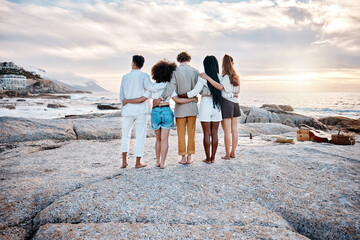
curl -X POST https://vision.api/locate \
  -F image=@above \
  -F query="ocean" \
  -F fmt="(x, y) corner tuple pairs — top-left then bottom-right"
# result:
(1, 91), (359, 120)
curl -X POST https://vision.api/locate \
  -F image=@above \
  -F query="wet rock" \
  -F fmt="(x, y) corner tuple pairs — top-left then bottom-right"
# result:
(246, 107), (280, 123)
(16, 99), (26, 102)
(47, 103), (67, 108)
(97, 104), (120, 110)
(319, 116), (360, 133)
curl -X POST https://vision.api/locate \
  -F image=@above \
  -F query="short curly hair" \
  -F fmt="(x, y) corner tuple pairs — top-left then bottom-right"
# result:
(176, 51), (191, 63)
(151, 60), (177, 83)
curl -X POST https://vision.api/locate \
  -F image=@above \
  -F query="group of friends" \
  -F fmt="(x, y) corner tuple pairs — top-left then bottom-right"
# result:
(120, 52), (240, 169)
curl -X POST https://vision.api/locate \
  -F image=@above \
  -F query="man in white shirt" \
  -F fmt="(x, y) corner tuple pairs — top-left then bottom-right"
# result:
(120, 55), (162, 169)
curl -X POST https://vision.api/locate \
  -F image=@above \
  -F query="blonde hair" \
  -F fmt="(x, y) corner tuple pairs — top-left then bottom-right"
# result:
(222, 54), (239, 86)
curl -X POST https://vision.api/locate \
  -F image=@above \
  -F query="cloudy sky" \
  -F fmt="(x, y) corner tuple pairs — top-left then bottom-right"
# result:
(1, 0), (359, 92)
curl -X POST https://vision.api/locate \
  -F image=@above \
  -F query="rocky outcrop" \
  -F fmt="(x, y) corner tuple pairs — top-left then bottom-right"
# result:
(0, 117), (295, 143)
(0, 116), (295, 143)
(267, 109), (328, 130)
(319, 116), (360, 133)
(246, 107), (280, 123)
(0, 117), (76, 143)
(279, 105), (294, 111)
(261, 104), (294, 112)
(261, 104), (282, 110)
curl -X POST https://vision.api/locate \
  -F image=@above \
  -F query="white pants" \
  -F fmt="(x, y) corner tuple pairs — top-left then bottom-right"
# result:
(121, 114), (147, 157)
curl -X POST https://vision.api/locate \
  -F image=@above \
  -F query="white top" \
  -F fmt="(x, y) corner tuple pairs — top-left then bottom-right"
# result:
(221, 74), (240, 103)
(143, 82), (176, 102)
(120, 69), (165, 117)
(187, 74), (233, 99)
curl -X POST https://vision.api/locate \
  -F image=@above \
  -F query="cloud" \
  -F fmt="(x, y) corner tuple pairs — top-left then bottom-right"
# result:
(0, 0), (359, 91)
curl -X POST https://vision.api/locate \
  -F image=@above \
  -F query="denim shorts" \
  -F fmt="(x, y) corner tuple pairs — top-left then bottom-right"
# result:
(151, 106), (174, 130)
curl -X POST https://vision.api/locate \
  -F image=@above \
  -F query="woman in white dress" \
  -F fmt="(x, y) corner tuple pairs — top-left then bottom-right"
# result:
(200, 54), (240, 159)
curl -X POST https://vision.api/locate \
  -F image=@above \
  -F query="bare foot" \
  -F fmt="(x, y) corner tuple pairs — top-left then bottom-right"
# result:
(121, 163), (128, 168)
(156, 160), (160, 167)
(211, 159), (215, 163)
(135, 163), (147, 169)
(202, 159), (212, 164)
(160, 164), (166, 169)
(179, 156), (187, 165)
(221, 155), (231, 160)
(186, 154), (192, 164)
(230, 155), (236, 158)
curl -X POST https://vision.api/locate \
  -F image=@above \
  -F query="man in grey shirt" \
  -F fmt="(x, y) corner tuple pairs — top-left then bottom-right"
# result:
(153, 52), (199, 164)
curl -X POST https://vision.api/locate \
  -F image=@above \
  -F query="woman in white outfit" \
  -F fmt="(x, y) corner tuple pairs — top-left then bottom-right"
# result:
(200, 54), (240, 159)
(178, 55), (232, 164)
(123, 60), (197, 168)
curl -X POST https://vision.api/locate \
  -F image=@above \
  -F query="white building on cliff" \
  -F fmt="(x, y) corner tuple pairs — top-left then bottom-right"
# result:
(0, 74), (27, 90)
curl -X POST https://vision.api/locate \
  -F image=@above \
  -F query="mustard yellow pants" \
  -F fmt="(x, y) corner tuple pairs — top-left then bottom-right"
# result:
(176, 116), (196, 156)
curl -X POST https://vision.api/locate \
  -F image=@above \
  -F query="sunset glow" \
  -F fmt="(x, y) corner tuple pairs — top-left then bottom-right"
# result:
(0, 0), (359, 92)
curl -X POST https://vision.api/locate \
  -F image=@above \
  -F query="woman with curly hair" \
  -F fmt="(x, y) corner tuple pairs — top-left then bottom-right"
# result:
(178, 55), (233, 164)
(200, 54), (240, 159)
(123, 60), (198, 169)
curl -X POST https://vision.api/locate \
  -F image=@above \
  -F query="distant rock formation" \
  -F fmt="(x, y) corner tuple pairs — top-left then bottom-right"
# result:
(261, 104), (294, 111)
(242, 106), (327, 130)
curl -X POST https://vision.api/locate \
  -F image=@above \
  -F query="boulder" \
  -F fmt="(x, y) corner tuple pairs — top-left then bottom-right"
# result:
(73, 118), (122, 140)
(47, 103), (67, 108)
(261, 104), (294, 112)
(260, 104), (282, 110)
(267, 109), (328, 130)
(319, 116), (360, 133)
(246, 107), (280, 124)
(279, 105), (294, 111)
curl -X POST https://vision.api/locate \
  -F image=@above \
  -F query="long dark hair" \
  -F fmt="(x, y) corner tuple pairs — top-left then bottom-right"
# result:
(203, 55), (222, 109)
(151, 60), (177, 83)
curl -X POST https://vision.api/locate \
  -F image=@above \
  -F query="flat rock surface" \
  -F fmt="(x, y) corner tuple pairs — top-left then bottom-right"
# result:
(1, 133), (359, 239)
(0, 116), (295, 143)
